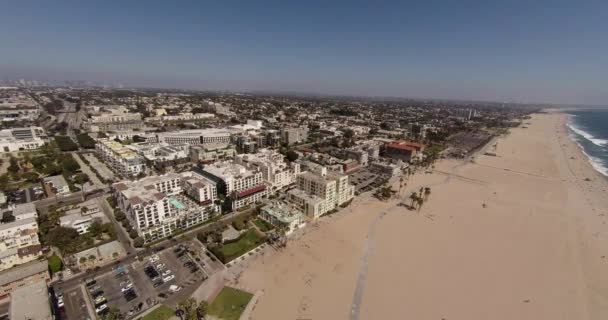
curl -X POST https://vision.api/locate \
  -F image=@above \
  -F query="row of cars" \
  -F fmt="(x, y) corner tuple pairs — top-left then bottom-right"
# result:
(85, 278), (109, 315)
(175, 245), (201, 274)
(86, 267), (140, 316)
(145, 254), (175, 287)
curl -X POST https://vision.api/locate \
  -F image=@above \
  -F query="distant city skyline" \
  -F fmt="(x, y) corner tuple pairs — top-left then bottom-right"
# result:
(1, 0), (607, 105)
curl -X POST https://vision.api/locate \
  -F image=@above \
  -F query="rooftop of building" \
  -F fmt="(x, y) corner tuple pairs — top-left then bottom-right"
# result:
(43, 174), (68, 187)
(202, 161), (258, 180)
(157, 128), (238, 137)
(261, 200), (303, 223)
(73, 240), (125, 262)
(59, 212), (93, 226)
(288, 188), (326, 205)
(0, 217), (37, 232)
(0, 260), (48, 286)
(9, 281), (52, 320)
(388, 140), (426, 151)
(113, 173), (182, 205)
(12, 203), (36, 217)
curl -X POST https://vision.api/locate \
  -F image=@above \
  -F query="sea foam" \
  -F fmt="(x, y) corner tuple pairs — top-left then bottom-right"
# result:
(567, 122), (608, 148)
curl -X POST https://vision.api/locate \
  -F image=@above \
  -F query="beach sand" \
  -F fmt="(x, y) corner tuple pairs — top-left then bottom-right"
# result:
(235, 112), (608, 320)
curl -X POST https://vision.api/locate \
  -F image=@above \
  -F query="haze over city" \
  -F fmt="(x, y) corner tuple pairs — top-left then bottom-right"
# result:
(2, 0), (608, 104)
(1, 1), (608, 320)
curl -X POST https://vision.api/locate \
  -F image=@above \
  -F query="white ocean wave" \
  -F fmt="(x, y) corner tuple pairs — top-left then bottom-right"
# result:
(566, 122), (608, 147)
(572, 139), (608, 177)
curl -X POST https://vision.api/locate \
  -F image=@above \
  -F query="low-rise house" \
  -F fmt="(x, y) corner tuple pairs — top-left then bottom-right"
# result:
(259, 200), (305, 234)
(73, 240), (126, 268)
(59, 213), (94, 234)
(43, 175), (70, 196)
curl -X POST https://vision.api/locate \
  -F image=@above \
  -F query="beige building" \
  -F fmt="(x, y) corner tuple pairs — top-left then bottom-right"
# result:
(0, 260), (50, 300)
(96, 139), (147, 177)
(287, 166), (354, 219)
(235, 149), (300, 192)
(0, 218), (42, 271)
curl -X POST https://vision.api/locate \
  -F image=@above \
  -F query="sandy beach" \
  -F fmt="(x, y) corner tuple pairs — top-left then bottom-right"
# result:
(234, 112), (608, 320)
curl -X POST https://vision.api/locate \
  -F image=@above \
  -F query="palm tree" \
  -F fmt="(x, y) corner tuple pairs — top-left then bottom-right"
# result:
(424, 187), (431, 200)
(197, 301), (208, 319)
(178, 298), (198, 319)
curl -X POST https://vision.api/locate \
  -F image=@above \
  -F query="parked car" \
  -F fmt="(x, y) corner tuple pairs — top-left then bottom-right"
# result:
(162, 274), (175, 282)
(161, 270), (172, 277)
(95, 304), (108, 314)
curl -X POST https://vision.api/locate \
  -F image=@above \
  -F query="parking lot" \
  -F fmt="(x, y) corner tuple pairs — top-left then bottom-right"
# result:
(6, 183), (45, 204)
(349, 169), (387, 193)
(74, 240), (220, 319)
(60, 285), (91, 320)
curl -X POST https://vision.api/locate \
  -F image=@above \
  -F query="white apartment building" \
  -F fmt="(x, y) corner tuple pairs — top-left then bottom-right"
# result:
(0, 104), (40, 122)
(198, 161), (267, 211)
(0, 127), (47, 153)
(59, 213), (93, 235)
(160, 113), (214, 122)
(281, 126), (309, 145)
(287, 166), (354, 219)
(113, 173), (218, 243)
(189, 144), (237, 163)
(235, 149), (300, 192)
(87, 105), (143, 131)
(0, 218), (42, 271)
(181, 169), (218, 205)
(96, 139), (146, 177)
(156, 128), (235, 146)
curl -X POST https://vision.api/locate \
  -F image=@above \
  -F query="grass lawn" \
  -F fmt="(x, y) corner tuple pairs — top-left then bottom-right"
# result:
(215, 229), (265, 263)
(208, 286), (253, 320)
(142, 305), (174, 320)
(253, 218), (274, 232)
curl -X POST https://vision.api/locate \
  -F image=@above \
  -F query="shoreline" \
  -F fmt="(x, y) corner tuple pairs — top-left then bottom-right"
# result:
(560, 111), (608, 179)
(233, 112), (608, 320)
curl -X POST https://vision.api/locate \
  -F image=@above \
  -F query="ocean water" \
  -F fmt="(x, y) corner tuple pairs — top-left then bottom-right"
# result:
(565, 108), (608, 177)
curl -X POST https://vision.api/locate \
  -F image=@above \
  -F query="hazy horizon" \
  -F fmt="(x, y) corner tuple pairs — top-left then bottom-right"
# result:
(2, 0), (607, 105)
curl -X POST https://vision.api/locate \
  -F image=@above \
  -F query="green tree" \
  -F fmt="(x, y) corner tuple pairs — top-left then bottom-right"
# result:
(128, 229), (138, 239)
(73, 173), (89, 185)
(7, 157), (19, 173)
(285, 150), (298, 162)
(133, 237), (144, 247)
(46, 227), (80, 254)
(88, 221), (103, 237)
(197, 300), (208, 319)
(178, 298), (198, 319)
(22, 171), (40, 183)
(48, 254), (63, 273)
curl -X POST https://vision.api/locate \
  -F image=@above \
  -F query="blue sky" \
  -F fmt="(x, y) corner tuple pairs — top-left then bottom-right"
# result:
(1, 0), (607, 104)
